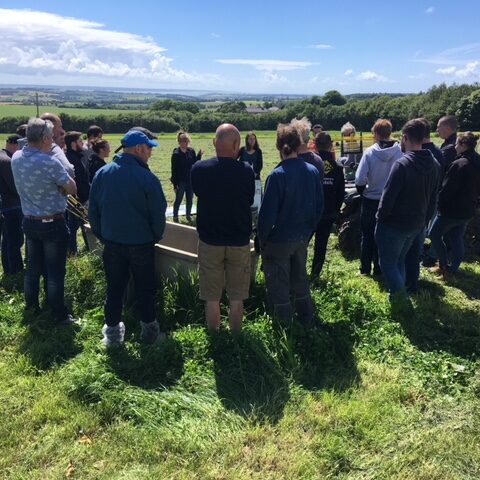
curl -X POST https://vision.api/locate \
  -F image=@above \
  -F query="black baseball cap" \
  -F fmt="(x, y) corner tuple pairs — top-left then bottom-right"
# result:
(115, 127), (158, 153)
(6, 134), (21, 144)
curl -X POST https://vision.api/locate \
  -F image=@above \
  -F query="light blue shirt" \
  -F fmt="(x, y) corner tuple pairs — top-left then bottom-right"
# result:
(11, 146), (70, 216)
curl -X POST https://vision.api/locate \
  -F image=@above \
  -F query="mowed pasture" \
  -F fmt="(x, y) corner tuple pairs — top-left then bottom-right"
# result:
(0, 104), (145, 118)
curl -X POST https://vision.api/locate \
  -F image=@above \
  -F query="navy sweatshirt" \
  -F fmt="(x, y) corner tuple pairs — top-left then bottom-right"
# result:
(171, 147), (201, 187)
(258, 157), (324, 243)
(438, 149), (480, 219)
(377, 150), (440, 232)
(441, 133), (457, 169)
(191, 156), (255, 246)
(423, 141), (446, 176)
(66, 149), (90, 203)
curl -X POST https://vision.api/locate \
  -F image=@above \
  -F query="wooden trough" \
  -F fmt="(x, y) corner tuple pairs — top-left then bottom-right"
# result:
(82, 221), (259, 284)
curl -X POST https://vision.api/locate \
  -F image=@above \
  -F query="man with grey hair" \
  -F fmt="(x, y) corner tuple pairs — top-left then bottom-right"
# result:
(191, 123), (255, 333)
(291, 117), (325, 177)
(12, 118), (77, 325)
(40, 113), (75, 178)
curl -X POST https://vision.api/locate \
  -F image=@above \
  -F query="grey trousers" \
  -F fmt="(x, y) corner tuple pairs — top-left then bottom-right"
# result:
(262, 240), (314, 325)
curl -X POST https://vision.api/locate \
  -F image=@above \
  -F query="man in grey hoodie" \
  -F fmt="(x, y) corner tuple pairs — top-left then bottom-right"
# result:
(355, 119), (403, 275)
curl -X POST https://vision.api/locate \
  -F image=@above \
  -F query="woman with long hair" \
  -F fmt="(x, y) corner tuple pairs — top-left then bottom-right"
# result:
(88, 139), (110, 182)
(237, 131), (263, 179)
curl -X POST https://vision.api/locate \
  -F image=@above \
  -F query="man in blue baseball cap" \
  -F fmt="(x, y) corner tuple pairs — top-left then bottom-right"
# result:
(89, 129), (167, 347)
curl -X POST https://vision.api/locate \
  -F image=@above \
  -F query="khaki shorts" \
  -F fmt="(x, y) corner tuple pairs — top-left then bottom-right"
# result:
(198, 240), (251, 301)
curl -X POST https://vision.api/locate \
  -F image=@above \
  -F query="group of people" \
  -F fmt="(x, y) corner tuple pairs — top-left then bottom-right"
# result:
(1, 111), (479, 345)
(355, 115), (480, 297)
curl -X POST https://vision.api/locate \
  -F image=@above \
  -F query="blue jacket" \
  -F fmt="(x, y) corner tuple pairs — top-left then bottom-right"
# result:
(258, 157), (324, 243)
(88, 153), (167, 245)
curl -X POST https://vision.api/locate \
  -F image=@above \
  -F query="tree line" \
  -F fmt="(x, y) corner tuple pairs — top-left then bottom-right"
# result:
(1, 83), (479, 134)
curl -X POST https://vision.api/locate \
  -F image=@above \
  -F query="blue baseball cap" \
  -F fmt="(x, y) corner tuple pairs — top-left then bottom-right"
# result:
(121, 130), (159, 148)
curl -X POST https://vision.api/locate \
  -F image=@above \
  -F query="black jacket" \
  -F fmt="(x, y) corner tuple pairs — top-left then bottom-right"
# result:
(441, 133), (457, 169)
(423, 141), (445, 176)
(0, 149), (21, 210)
(238, 147), (263, 178)
(171, 147), (201, 187)
(318, 150), (345, 219)
(88, 153), (106, 183)
(377, 150), (440, 232)
(438, 149), (480, 219)
(66, 149), (90, 203)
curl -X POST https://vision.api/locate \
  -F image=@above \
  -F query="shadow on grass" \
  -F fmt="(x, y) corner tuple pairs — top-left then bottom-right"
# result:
(18, 310), (81, 371)
(105, 336), (184, 390)
(444, 267), (480, 300)
(210, 330), (290, 423)
(393, 283), (480, 359)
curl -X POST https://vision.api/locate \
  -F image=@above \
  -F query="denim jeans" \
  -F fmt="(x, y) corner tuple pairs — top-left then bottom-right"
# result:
(375, 223), (421, 295)
(311, 217), (335, 277)
(102, 242), (157, 327)
(405, 227), (426, 292)
(173, 181), (193, 217)
(262, 241), (314, 325)
(360, 197), (380, 274)
(22, 218), (69, 320)
(429, 215), (469, 272)
(1, 208), (24, 274)
(66, 210), (84, 255)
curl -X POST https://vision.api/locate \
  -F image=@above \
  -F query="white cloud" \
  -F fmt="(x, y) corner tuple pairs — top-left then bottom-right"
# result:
(408, 73), (425, 79)
(436, 61), (480, 78)
(356, 70), (389, 82)
(425, 6), (435, 14)
(309, 44), (333, 50)
(211, 32), (221, 38)
(216, 59), (313, 71)
(0, 8), (216, 85)
(344, 69), (353, 76)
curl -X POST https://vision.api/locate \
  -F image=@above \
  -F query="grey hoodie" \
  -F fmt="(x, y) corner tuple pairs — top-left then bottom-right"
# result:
(355, 142), (403, 200)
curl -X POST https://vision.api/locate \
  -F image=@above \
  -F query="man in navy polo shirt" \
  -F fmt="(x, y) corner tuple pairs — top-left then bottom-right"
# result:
(12, 118), (77, 324)
(191, 124), (255, 333)
(89, 130), (167, 347)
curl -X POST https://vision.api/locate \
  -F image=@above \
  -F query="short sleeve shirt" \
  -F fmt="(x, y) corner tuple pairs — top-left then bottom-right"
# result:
(11, 146), (70, 216)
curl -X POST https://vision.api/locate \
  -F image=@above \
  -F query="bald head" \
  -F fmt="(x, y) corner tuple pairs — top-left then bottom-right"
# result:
(41, 112), (65, 148)
(214, 123), (241, 158)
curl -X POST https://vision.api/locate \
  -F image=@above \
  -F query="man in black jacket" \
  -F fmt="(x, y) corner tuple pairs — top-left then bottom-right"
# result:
(436, 115), (457, 169)
(375, 119), (440, 298)
(65, 131), (90, 255)
(0, 134), (24, 274)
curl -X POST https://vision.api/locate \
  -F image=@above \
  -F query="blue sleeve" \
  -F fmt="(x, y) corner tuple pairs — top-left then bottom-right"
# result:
(258, 172), (281, 243)
(147, 175), (167, 242)
(88, 176), (102, 239)
(47, 156), (70, 186)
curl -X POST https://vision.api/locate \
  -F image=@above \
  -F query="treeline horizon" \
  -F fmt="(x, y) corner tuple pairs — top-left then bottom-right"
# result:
(1, 83), (479, 134)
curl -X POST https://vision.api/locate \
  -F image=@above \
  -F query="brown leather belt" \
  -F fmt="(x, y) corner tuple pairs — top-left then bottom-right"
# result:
(24, 213), (65, 221)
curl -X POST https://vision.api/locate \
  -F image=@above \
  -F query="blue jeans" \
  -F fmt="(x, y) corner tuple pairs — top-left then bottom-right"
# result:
(102, 242), (157, 327)
(1, 208), (24, 274)
(405, 227), (426, 292)
(23, 218), (69, 320)
(429, 215), (469, 272)
(360, 198), (380, 274)
(173, 181), (193, 217)
(375, 223), (421, 295)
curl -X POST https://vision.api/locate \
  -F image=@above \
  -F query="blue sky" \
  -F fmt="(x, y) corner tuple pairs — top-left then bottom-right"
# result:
(0, 1), (479, 95)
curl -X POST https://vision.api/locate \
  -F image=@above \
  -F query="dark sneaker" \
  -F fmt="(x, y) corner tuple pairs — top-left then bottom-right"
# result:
(57, 314), (80, 327)
(140, 320), (166, 345)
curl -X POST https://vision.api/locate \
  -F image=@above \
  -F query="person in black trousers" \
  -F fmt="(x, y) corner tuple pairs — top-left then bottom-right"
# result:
(171, 131), (203, 221)
(311, 132), (345, 277)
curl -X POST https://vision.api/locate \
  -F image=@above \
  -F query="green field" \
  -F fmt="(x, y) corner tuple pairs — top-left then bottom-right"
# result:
(0, 104), (145, 118)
